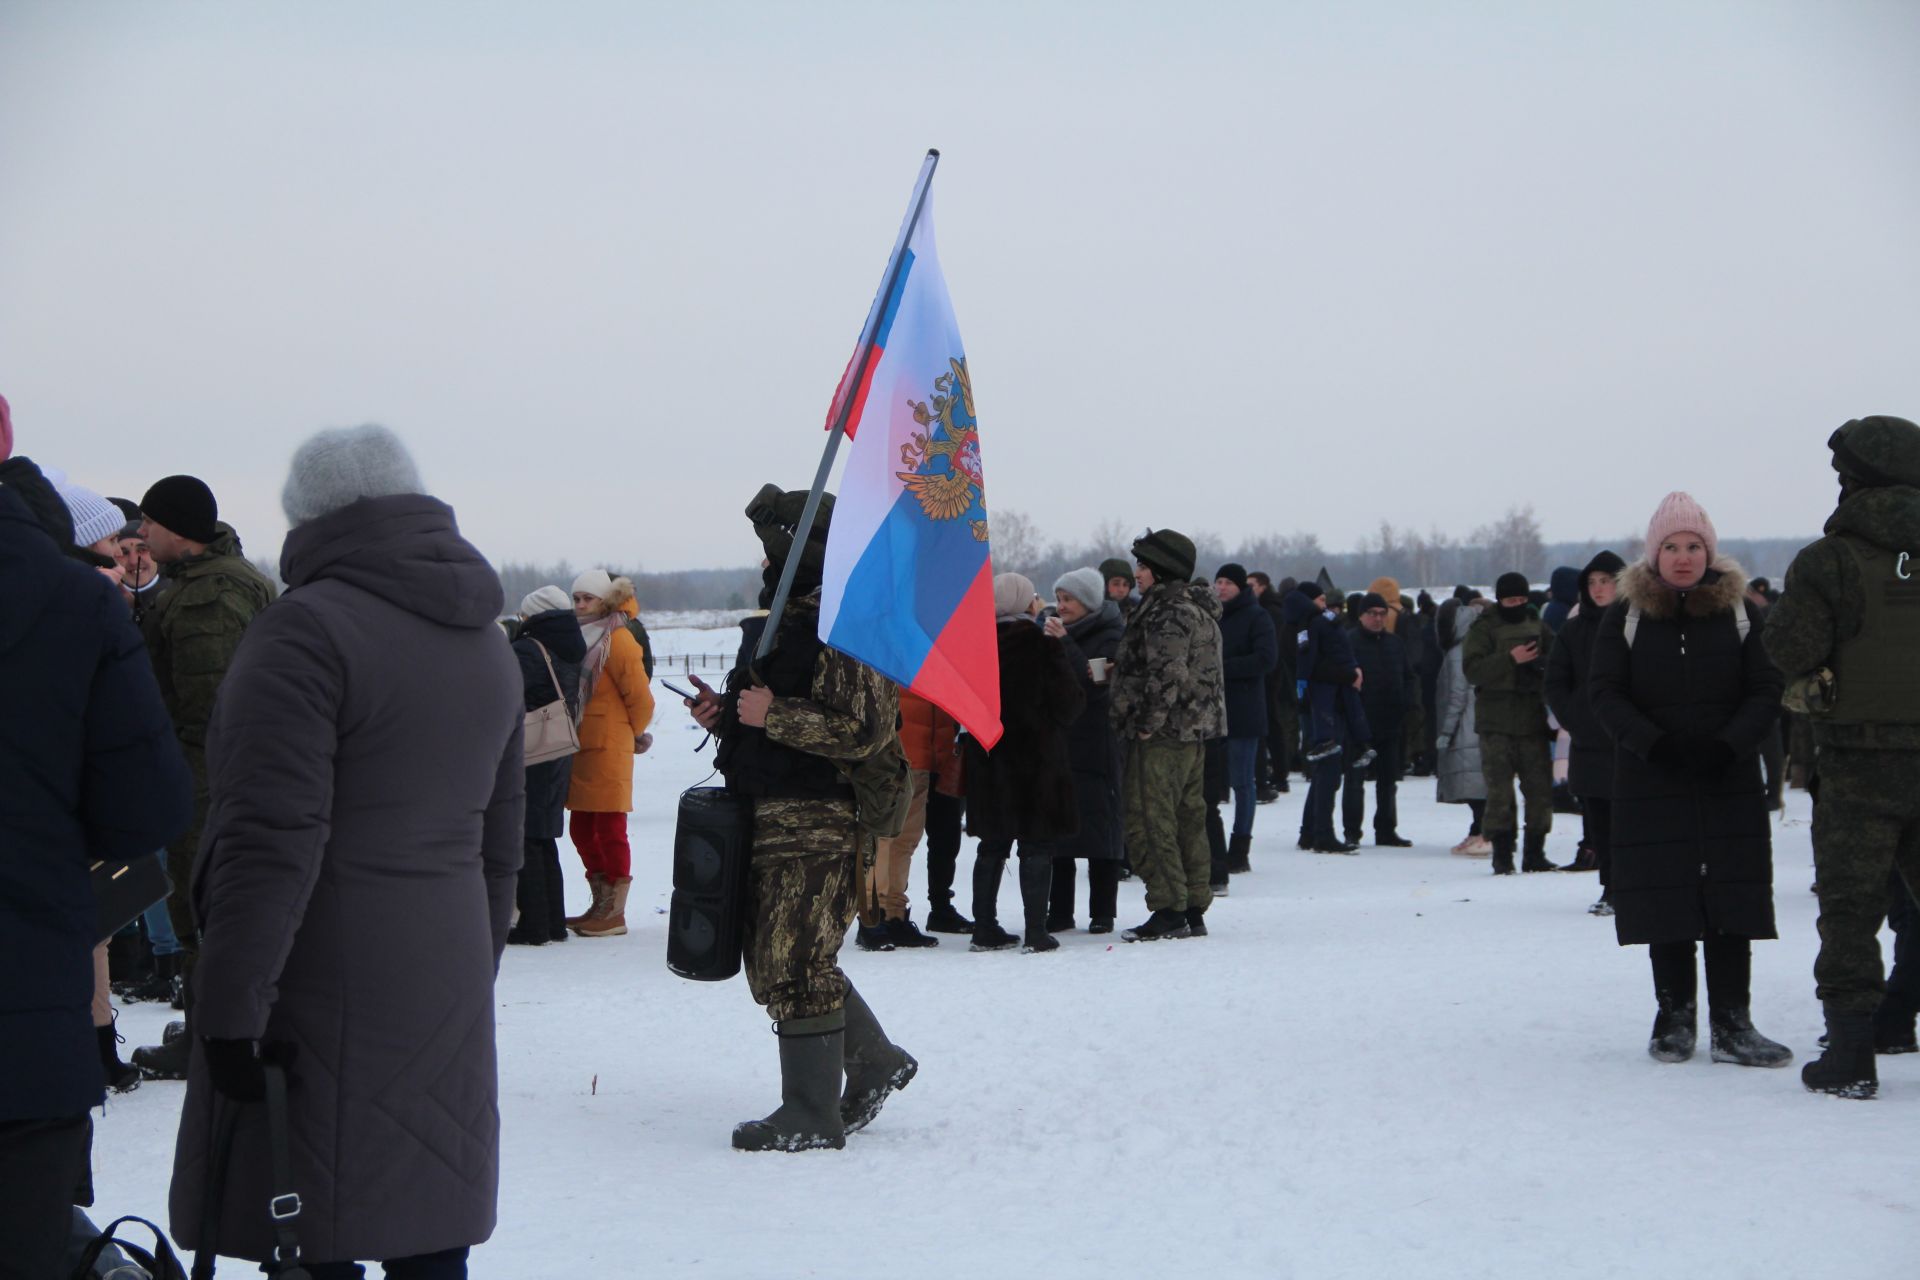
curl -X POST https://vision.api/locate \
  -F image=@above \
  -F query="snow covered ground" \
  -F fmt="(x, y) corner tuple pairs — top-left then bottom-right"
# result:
(96, 681), (1914, 1278)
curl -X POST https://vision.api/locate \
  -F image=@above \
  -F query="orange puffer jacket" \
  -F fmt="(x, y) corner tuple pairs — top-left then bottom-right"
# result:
(566, 600), (655, 813)
(898, 689), (960, 793)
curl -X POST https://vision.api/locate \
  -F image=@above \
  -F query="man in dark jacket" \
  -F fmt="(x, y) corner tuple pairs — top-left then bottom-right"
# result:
(1765, 415), (1920, 1098)
(130, 473), (278, 1078)
(1110, 529), (1228, 940)
(1248, 571), (1294, 799)
(1544, 551), (1626, 900)
(1284, 584), (1361, 853)
(1462, 571), (1557, 873)
(0, 481), (191, 1277)
(1214, 563), (1278, 873)
(1344, 593), (1419, 847)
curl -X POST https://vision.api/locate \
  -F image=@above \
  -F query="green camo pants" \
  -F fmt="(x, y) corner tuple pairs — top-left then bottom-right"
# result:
(1812, 748), (1920, 1014)
(742, 797), (860, 1023)
(1478, 730), (1553, 837)
(1124, 738), (1212, 914)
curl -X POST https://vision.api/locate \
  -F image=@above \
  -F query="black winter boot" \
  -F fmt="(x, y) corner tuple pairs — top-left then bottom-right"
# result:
(924, 902), (973, 934)
(1709, 1008), (1793, 1068)
(1018, 858), (1058, 953)
(1649, 998), (1697, 1063)
(884, 913), (940, 948)
(133, 1013), (192, 1080)
(1185, 907), (1208, 937)
(840, 983), (917, 1134)
(1121, 909), (1192, 942)
(1489, 833), (1517, 875)
(1873, 1001), (1919, 1055)
(1520, 831), (1558, 872)
(1802, 1010), (1878, 1099)
(1228, 833), (1252, 875)
(969, 853), (1012, 950)
(733, 1014), (848, 1151)
(97, 1022), (140, 1094)
(118, 952), (181, 1003)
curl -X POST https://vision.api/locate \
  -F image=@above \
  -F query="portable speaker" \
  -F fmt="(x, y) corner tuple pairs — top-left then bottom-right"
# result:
(666, 786), (754, 981)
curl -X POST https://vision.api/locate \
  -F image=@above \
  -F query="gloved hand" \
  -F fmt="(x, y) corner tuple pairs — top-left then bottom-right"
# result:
(1647, 735), (1687, 770)
(202, 1038), (295, 1102)
(1685, 737), (1736, 776)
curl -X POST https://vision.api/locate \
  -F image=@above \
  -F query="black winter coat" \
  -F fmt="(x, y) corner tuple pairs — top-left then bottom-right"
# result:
(513, 607), (586, 839)
(964, 621), (1086, 844)
(1054, 602), (1125, 860)
(1351, 626), (1417, 733)
(1544, 609), (1614, 798)
(0, 488), (191, 1123)
(1588, 561), (1782, 946)
(1218, 589), (1279, 738)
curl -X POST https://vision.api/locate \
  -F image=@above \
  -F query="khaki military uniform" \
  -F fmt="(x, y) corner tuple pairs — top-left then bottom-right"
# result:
(1459, 605), (1554, 838)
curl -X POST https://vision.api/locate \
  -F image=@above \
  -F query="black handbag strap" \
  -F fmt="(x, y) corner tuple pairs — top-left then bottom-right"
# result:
(191, 1100), (239, 1280)
(262, 1062), (310, 1278)
(530, 638), (568, 711)
(74, 1214), (186, 1280)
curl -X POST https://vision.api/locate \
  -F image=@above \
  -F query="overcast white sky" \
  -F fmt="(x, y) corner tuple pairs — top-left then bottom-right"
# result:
(4, 1), (1917, 571)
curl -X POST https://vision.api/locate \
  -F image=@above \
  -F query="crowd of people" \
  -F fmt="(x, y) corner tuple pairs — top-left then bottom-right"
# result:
(8, 395), (1920, 1278)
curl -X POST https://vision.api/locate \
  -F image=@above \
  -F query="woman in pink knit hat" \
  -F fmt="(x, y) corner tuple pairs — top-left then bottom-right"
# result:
(1587, 492), (1792, 1069)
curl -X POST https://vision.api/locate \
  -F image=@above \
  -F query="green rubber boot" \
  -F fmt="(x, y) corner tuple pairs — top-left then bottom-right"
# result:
(733, 1012), (848, 1152)
(841, 983), (917, 1134)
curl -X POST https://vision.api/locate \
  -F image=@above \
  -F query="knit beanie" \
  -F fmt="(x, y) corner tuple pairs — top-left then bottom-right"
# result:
(1360, 591), (1388, 613)
(571, 569), (615, 601)
(282, 425), (424, 526)
(56, 480), (124, 549)
(520, 585), (572, 617)
(1098, 557), (1134, 587)
(0, 392), (11, 462)
(140, 475), (219, 544)
(108, 497), (144, 538)
(1214, 562), (1249, 591)
(1131, 528), (1196, 583)
(1494, 571), (1531, 601)
(993, 572), (1038, 619)
(1054, 567), (1105, 613)
(1643, 491), (1717, 566)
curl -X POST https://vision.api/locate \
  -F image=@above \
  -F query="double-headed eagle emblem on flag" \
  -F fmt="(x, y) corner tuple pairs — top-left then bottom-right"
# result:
(897, 357), (988, 541)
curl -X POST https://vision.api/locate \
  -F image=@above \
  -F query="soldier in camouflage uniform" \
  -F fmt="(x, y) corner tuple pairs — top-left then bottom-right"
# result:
(688, 485), (917, 1151)
(127, 475), (277, 1079)
(1763, 415), (1920, 1099)
(1460, 571), (1557, 874)
(1109, 528), (1228, 941)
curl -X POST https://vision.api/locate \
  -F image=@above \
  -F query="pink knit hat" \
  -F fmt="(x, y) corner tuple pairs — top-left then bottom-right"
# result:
(1644, 491), (1717, 565)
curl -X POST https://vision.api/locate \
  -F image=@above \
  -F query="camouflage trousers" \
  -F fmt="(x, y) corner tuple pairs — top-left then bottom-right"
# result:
(742, 797), (861, 1023)
(1124, 739), (1212, 914)
(1812, 748), (1920, 1015)
(1478, 731), (1554, 837)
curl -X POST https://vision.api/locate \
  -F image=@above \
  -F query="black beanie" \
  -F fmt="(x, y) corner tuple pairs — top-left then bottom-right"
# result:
(1214, 562), (1248, 591)
(1294, 581), (1324, 603)
(1360, 592), (1388, 612)
(1131, 528), (1197, 583)
(140, 475), (219, 543)
(107, 496), (144, 539)
(1099, 557), (1134, 586)
(1494, 571), (1531, 601)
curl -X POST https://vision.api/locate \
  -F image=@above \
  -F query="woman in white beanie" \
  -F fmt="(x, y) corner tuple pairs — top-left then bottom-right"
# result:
(507, 587), (586, 945)
(1041, 567), (1128, 932)
(563, 570), (656, 936)
(1589, 491), (1791, 1070)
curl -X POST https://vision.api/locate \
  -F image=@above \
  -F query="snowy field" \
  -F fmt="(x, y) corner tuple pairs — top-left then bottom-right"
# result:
(96, 642), (1914, 1278)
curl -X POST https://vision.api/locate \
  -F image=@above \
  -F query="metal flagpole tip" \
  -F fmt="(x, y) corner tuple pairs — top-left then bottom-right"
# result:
(926, 148), (940, 158)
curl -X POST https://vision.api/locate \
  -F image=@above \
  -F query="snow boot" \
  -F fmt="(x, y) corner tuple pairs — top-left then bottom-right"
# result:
(1489, 833), (1517, 876)
(1228, 833), (1252, 875)
(1017, 857), (1057, 953)
(118, 951), (181, 1004)
(1520, 831), (1558, 872)
(969, 922), (1019, 952)
(1121, 909), (1192, 942)
(1873, 1001), (1918, 1055)
(1564, 843), (1600, 873)
(1802, 1010), (1877, 1099)
(1589, 893), (1615, 916)
(1648, 998), (1697, 1064)
(732, 1013), (847, 1151)
(1310, 837), (1358, 855)
(884, 913), (940, 948)
(1256, 784), (1281, 805)
(573, 877), (630, 937)
(855, 922), (895, 952)
(924, 902), (974, 934)
(840, 983), (917, 1134)
(1184, 907), (1208, 937)
(132, 1020), (192, 1080)
(1708, 1008), (1793, 1068)
(564, 872), (610, 929)
(1088, 919), (1114, 935)
(97, 1022), (140, 1094)
(1374, 832), (1413, 848)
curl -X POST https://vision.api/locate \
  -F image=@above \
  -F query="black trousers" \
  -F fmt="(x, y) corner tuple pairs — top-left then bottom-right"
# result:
(1581, 796), (1613, 889)
(922, 789), (964, 909)
(1648, 934), (1751, 1013)
(1887, 868), (1919, 1014)
(0, 1112), (92, 1280)
(1342, 734), (1403, 840)
(1302, 756), (1342, 844)
(515, 836), (568, 940)
(306, 1246), (471, 1279)
(1049, 859), (1121, 927)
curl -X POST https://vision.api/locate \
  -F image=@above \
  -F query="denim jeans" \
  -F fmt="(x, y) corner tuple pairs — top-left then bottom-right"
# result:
(1226, 736), (1260, 837)
(142, 896), (182, 957)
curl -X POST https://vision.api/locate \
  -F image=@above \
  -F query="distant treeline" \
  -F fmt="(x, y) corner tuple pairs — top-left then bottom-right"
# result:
(496, 562), (764, 613)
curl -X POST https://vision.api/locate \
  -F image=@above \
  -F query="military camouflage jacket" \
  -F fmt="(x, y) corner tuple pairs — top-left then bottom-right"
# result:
(1765, 484), (1920, 749)
(141, 524), (278, 759)
(1460, 603), (1552, 738)
(758, 594), (900, 768)
(1109, 580), (1229, 742)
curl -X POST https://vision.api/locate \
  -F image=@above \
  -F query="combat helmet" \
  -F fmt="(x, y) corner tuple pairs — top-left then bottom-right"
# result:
(1829, 415), (1920, 490)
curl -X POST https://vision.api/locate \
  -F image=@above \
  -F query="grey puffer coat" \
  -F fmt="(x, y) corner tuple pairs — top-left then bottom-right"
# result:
(1434, 601), (1487, 804)
(170, 493), (525, 1265)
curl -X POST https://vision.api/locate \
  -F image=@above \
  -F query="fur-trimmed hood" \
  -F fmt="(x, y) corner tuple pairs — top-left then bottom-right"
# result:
(1617, 557), (1747, 620)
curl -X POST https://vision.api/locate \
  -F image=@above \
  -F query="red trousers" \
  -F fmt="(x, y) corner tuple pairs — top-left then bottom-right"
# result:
(569, 810), (631, 880)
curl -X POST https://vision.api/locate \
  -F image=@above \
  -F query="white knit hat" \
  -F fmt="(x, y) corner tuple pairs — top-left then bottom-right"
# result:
(56, 479), (124, 549)
(282, 424), (424, 526)
(570, 569), (614, 601)
(520, 585), (571, 617)
(1053, 567), (1105, 613)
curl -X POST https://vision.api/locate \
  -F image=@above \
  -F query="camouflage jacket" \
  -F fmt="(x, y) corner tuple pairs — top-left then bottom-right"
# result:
(1460, 603), (1553, 738)
(1109, 580), (1228, 742)
(1764, 485), (1920, 749)
(754, 593), (899, 769)
(141, 524), (278, 760)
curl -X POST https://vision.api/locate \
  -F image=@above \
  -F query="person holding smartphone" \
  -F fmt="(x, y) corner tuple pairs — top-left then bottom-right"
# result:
(1460, 571), (1558, 875)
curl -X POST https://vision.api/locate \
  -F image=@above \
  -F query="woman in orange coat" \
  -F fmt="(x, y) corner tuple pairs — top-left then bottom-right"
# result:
(564, 570), (655, 936)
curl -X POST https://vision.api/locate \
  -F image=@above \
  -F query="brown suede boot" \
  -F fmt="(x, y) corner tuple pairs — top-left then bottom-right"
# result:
(575, 877), (631, 937)
(565, 872), (609, 929)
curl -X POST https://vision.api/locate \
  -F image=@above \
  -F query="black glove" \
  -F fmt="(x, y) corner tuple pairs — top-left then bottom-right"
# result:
(1647, 735), (1687, 770)
(202, 1038), (295, 1102)
(1686, 737), (1736, 776)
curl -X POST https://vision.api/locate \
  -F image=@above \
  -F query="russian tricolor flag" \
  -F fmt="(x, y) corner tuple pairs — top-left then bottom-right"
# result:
(819, 154), (1002, 749)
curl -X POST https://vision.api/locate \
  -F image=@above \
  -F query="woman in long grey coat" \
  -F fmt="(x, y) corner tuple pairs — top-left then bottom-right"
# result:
(170, 428), (524, 1275)
(1434, 598), (1490, 855)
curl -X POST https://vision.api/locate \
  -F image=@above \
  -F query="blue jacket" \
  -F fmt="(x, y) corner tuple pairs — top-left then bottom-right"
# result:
(1542, 565), (1581, 635)
(1217, 589), (1278, 737)
(0, 485), (191, 1121)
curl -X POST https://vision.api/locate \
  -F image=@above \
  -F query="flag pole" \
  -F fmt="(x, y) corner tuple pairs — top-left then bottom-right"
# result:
(755, 148), (942, 664)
